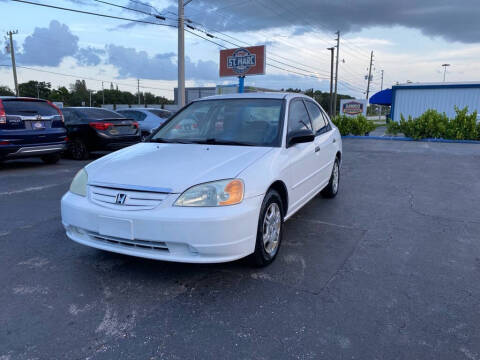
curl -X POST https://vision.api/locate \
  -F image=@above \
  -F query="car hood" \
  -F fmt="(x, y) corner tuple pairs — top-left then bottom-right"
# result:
(85, 142), (273, 193)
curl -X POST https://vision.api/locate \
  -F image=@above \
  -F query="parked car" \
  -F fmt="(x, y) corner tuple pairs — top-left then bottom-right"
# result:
(62, 107), (141, 160)
(61, 93), (342, 266)
(0, 96), (67, 164)
(117, 108), (172, 141)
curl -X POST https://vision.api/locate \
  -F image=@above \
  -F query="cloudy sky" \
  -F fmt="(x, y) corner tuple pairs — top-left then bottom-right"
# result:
(1, 0), (480, 100)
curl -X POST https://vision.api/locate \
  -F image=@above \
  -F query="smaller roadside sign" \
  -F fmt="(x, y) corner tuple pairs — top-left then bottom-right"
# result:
(220, 46), (266, 77)
(340, 99), (367, 117)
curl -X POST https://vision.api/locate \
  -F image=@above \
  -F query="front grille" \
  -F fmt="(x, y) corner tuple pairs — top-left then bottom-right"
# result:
(87, 231), (169, 252)
(89, 185), (167, 210)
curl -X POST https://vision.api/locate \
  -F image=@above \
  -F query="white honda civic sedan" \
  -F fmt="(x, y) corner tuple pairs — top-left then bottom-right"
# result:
(61, 93), (342, 266)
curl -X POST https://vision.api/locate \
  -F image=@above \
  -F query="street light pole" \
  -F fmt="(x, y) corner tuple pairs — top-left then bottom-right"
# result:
(442, 64), (450, 82)
(178, 0), (185, 108)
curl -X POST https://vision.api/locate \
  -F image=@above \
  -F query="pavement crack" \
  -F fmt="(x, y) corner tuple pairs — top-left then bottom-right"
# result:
(404, 188), (480, 225)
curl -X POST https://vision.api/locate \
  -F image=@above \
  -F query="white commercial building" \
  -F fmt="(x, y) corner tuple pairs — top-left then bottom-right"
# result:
(391, 82), (480, 121)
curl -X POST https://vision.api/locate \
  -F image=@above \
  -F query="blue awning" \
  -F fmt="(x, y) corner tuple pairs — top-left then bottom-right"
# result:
(369, 88), (392, 105)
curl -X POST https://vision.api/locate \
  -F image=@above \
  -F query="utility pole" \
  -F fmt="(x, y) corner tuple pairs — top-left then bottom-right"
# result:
(36, 83), (40, 99)
(7, 30), (19, 97)
(366, 51), (374, 100)
(137, 79), (141, 105)
(327, 47), (335, 117)
(442, 64), (450, 82)
(177, 0), (185, 108)
(102, 81), (105, 105)
(380, 70), (384, 91)
(89, 90), (92, 107)
(333, 31), (340, 117)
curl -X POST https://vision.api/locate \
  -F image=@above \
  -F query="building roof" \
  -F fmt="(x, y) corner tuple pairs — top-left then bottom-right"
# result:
(393, 81), (480, 90)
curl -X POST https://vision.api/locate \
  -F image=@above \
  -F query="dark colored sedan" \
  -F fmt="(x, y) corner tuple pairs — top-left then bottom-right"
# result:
(62, 107), (141, 160)
(0, 97), (67, 164)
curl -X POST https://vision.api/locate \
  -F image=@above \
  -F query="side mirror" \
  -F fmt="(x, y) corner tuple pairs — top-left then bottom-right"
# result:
(287, 129), (315, 148)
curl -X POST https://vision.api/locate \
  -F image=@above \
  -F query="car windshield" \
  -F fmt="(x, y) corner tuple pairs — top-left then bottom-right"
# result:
(151, 98), (284, 147)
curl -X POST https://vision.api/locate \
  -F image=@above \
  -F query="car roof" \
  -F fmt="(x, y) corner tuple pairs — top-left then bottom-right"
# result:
(196, 92), (312, 101)
(0, 96), (47, 101)
(64, 107), (115, 109)
(118, 108), (170, 112)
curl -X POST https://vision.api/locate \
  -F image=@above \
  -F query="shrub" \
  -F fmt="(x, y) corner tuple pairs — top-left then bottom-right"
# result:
(386, 107), (480, 141)
(332, 115), (376, 136)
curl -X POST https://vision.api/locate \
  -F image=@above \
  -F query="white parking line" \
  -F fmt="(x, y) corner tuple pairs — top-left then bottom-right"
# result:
(0, 183), (65, 196)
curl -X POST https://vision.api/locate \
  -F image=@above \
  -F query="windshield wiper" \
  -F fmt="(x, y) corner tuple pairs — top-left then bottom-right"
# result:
(198, 138), (255, 146)
(149, 138), (196, 144)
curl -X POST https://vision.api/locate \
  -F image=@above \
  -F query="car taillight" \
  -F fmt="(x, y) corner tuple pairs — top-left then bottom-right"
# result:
(47, 100), (64, 123)
(0, 140), (10, 145)
(0, 99), (6, 124)
(132, 121), (139, 128)
(89, 122), (113, 130)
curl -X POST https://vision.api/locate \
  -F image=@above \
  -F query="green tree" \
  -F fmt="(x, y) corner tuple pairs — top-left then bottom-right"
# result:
(69, 80), (90, 106)
(49, 86), (71, 104)
(0, 85), (15, 96)
(18, 81), (52, 99)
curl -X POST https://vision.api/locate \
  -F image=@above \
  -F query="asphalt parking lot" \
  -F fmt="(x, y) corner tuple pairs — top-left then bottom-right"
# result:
(1, 139), (480, 359)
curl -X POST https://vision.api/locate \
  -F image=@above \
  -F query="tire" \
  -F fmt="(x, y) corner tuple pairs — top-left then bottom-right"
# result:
(41, 153), (61, 164)
(70, 139), (89, 160)
(321, 157), (340, 198)
(251, 190), (284, 267)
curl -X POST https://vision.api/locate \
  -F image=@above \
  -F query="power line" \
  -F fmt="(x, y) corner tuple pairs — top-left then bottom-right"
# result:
(0, 64), (173, 92)
(10, 0), (176, 27)
(92, 0), (167, 20)
(10, 0), (363, 95)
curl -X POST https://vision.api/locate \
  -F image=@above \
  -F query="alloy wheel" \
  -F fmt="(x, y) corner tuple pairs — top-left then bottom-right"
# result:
(262, 202), (281, 255)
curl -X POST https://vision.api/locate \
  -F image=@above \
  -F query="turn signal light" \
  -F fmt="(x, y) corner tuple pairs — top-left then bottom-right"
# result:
(219, 179), (244, 206)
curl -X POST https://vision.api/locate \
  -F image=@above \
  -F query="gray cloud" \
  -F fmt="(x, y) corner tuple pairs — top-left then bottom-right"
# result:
(106, 44), (217, 80)
(153, 0), (480, 44)
(77, 47), (105, 66)
(17, 20), (79, 66)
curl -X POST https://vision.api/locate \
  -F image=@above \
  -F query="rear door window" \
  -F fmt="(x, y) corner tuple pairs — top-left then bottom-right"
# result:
(3, 100), (57, 116)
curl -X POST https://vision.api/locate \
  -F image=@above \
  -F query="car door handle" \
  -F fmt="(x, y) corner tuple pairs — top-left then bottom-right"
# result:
(315, 146), (320, 153)
(332, 138), (336, 143)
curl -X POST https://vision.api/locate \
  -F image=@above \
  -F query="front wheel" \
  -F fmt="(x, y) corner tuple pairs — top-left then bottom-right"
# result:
(251, 190), (284, 267)
(321, 158), (340, 198)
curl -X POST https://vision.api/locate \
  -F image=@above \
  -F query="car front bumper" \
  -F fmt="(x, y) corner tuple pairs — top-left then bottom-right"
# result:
(61, 191), (263, 263)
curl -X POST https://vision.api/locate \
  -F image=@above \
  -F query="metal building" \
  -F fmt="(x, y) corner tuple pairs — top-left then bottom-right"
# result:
(391, 82), (480, 121)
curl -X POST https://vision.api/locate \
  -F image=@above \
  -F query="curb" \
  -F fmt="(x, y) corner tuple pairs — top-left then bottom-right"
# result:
(342, 135), (480, 144)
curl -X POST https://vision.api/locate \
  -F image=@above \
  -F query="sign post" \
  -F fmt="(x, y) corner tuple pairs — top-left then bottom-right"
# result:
(220, 46), (266, 93)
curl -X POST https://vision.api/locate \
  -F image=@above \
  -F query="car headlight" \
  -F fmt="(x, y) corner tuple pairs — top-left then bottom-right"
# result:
(70, 168), (88, 197)
(174, 179), (244, 207)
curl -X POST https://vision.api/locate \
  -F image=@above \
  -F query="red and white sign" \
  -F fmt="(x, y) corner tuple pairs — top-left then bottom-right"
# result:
(219, 45), (266, 77)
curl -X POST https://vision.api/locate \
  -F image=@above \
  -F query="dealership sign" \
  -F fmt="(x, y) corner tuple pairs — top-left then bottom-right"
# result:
(340, 99), (368, 117)
(220, 45), (266, 77)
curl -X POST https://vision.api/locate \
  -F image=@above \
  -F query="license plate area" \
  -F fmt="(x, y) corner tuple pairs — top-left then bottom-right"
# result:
(32, 121), (45, 130)
(98, 216), (134, 240)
